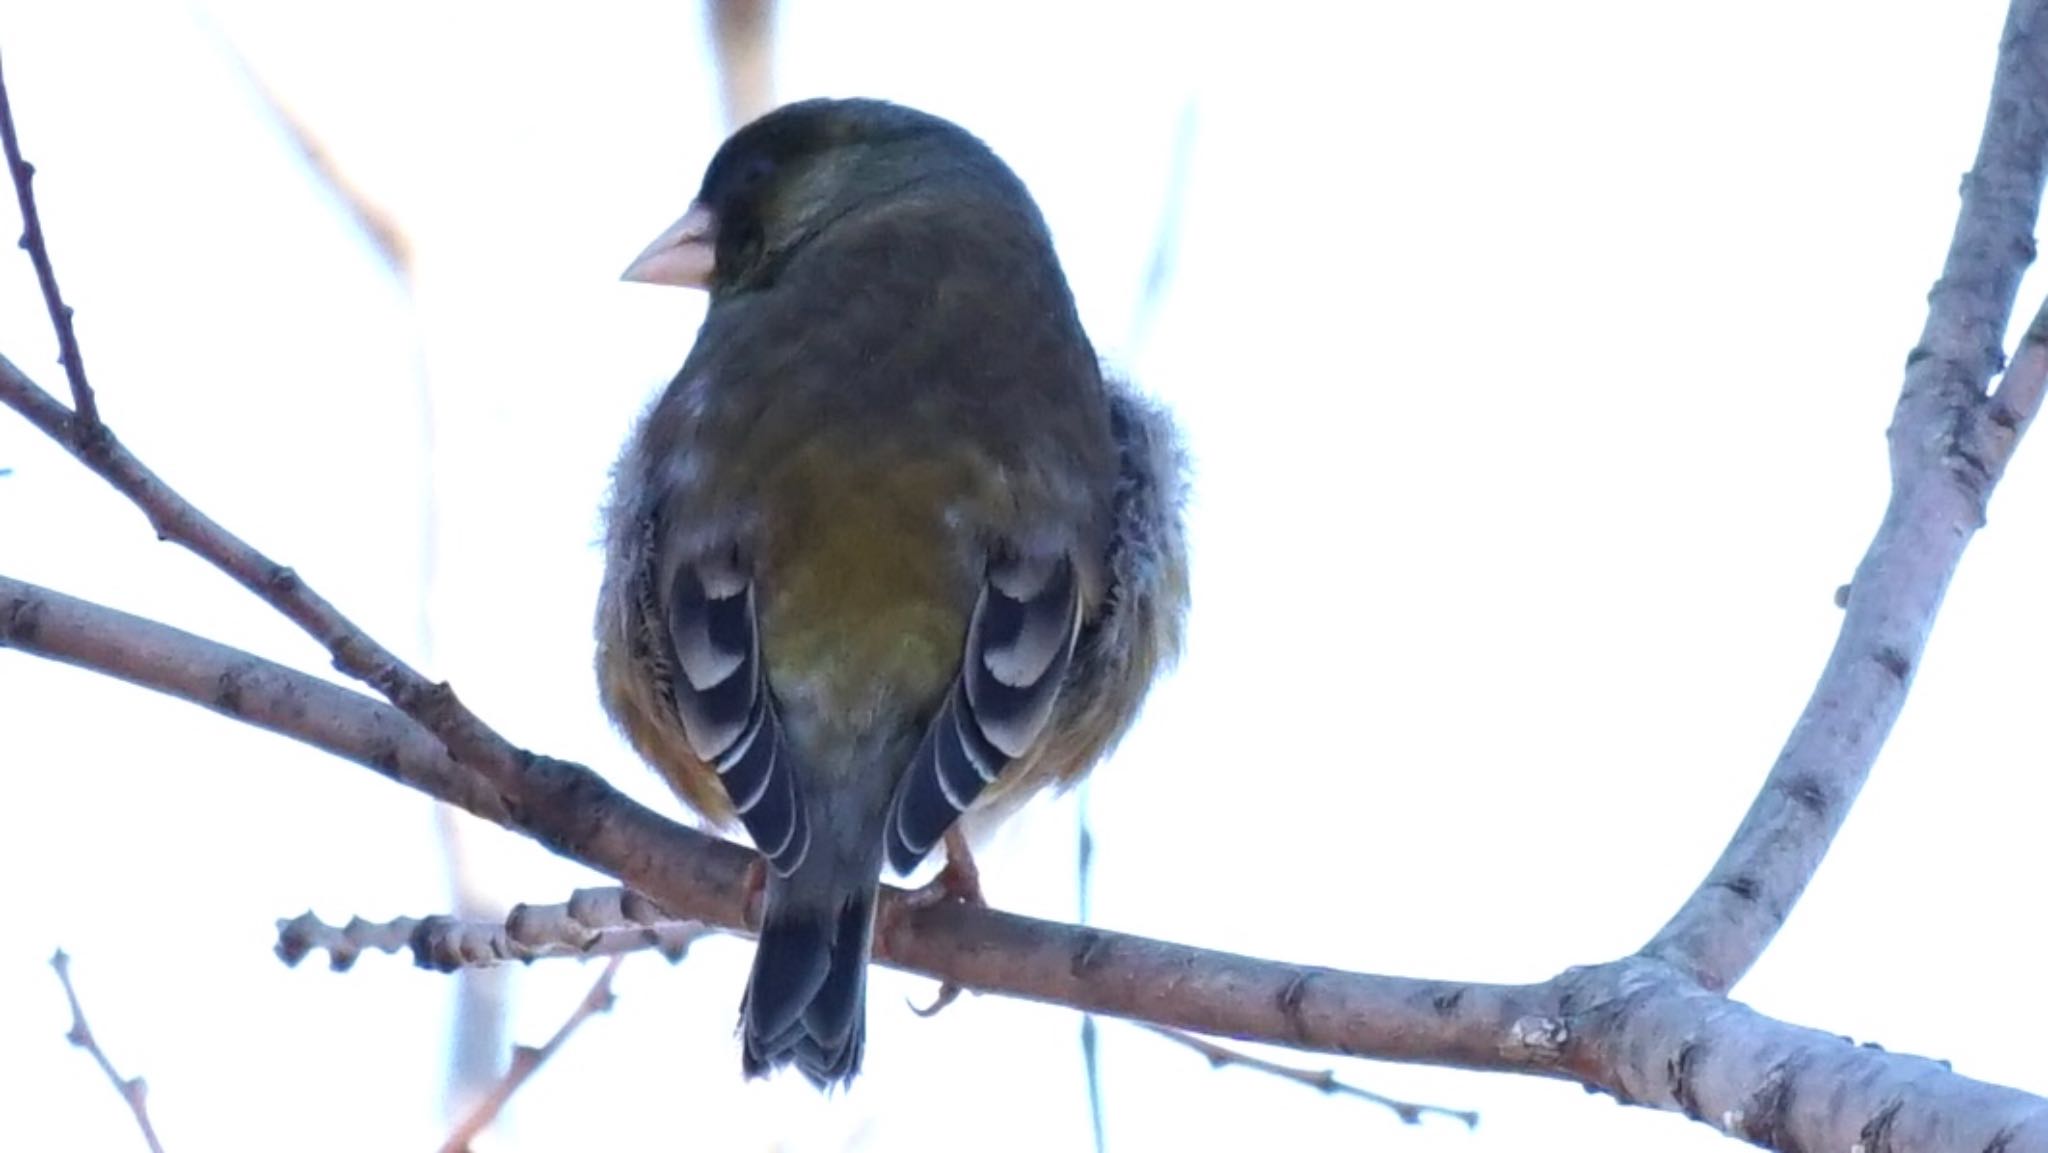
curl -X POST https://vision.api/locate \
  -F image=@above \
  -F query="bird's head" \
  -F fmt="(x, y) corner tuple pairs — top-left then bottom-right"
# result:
(622, 98), (1030, 295)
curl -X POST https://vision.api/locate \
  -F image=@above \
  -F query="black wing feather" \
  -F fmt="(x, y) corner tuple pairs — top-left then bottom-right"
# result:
(667, 553), (811, 876)
(885, 551), (1081, 874)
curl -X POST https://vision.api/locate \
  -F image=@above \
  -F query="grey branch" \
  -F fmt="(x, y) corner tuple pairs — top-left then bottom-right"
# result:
(1642, 0), (2048, 993)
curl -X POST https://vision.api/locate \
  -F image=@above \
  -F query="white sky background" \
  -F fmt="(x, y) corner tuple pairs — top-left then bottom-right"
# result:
(0, 1), (2040, 1149)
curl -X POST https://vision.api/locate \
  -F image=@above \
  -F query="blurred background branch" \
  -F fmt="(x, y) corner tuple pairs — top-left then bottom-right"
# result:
(707, 0), (777, 129)
(438, 956), (625, 1153)
(50, 950), (167, 1153)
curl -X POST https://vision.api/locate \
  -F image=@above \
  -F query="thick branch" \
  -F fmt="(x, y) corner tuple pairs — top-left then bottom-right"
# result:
(0, 352), (653, 886)
(1643, 0), (2048, 992)
(7, 573), (2047, 1147)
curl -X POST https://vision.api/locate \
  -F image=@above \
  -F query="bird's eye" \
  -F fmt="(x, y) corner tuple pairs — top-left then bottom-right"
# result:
(736, 155), (776, 191)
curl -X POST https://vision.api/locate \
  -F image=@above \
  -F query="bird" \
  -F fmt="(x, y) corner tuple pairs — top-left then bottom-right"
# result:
(594, 97), (1188, 1087)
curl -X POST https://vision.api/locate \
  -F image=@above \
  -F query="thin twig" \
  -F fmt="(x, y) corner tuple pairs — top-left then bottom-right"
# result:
(50, 951), (166, 1153)
(1134, 1022), (1478, 1129)
(0, 49), (96, 430)
(275, 890), (713, 971)
(437, 956), (625, 1153)
(0, 343), (526, 798)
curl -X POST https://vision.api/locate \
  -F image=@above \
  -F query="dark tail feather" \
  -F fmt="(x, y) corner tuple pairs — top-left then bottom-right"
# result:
(740, 878), (877, 1087)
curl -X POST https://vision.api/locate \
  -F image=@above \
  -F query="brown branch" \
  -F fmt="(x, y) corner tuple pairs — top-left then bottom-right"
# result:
(50, 950), (166, 1153)
(8, 573), (2048, 1147)
(1132, 1022), (1477, 1129)
(437, 956), (624, 1153)
(0, 350), (625, 894)
(0, 49), (97, 429)
(1642, 0), (2048, 993)
(275, 890), (713, 972)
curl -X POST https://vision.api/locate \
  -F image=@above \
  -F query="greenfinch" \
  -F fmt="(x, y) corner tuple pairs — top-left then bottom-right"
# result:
(596, 98), (1188, 1086)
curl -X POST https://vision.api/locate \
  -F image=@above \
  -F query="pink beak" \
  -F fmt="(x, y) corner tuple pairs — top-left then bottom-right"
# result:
(622, 202), (718, 289)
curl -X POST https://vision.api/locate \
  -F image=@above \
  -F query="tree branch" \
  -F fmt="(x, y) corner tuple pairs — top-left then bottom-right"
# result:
(7, 572), (2048, 1146)
(1642, 0), (2048, 994)
(0, 349), (659, 895)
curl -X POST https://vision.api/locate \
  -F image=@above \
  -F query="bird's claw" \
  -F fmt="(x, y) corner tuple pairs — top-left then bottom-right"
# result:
(902, 829), (984, 910)
(909, 982), (965, 1018)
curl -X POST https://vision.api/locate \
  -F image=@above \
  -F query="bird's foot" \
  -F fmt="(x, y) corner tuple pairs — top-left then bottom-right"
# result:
(901, 829), (983, 1017)
(902, 828), (984, 910)
(909, 982), (965, 1018)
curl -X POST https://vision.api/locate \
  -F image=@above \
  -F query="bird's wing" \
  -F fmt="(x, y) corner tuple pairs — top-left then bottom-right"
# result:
(666, 548), (811, 877)
(885, 550), (1083, 874)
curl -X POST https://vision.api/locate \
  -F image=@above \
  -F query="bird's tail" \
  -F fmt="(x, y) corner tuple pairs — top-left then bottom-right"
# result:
(740, 867), (878, 1087)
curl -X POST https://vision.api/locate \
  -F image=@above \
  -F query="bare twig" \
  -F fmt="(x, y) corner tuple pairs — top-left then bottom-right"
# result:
(437, 956), (624, 1153)
(0, 49), (96, 430)
(1134, 1022), (1478, 1129)
(50, 951), (166, 1153)
(275, 890), (713, 972)
(1643, 0), (2048, 993)
(0, 346), (537, 801)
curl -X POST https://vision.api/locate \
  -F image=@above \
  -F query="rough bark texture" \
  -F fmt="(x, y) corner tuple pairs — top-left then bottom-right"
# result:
(1643, 0), (2048, 993)
(9, 573), (2048, 1147)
